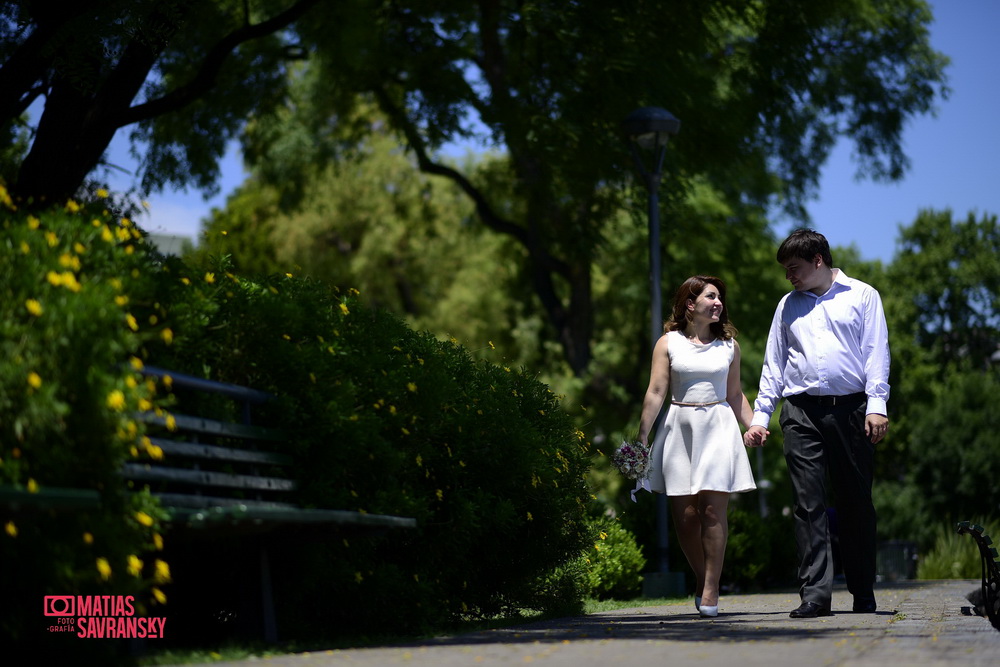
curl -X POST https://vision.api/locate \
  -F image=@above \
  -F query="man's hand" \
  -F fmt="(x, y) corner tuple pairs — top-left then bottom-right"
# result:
(744, 425), (769, 448)
(866, 414), (889, 444)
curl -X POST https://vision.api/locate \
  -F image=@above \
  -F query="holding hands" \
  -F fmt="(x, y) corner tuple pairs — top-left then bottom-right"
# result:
(744, 425), (768, 448)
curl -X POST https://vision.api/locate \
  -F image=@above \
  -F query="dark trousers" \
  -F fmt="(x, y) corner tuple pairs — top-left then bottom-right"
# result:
(780, 395), (877, 605)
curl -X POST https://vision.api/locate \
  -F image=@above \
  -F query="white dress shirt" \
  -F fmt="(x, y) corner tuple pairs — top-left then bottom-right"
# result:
(752, 269), (890, 427)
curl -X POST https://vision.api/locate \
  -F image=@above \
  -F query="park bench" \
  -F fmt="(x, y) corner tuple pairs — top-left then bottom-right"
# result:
(1, 365), (417, 642)
(956, 521), (1000, 630)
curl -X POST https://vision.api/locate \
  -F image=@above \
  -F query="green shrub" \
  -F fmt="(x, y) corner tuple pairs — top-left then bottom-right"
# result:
(582, 516), (646, 600)
(917, 517), (1000, 579)
(724, 508), (797, 591)
(161, 269), (595, 635)
(0, 190), (173, 655)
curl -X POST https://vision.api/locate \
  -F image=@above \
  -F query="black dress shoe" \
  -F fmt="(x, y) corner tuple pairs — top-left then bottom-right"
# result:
(853, 597), (877, 613)
(789, 601), (832, 618)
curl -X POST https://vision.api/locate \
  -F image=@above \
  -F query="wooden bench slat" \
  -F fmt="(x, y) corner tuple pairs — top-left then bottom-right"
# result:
(165, 504), (418, 528)
(155, 493), (299, 510)
(138, 412), (285, 441)
(0, 485), (101, 510)
(149, 438), (292, 465)
(123, 463), (296, 492)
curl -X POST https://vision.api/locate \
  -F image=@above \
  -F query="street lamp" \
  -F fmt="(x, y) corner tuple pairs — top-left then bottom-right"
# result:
(622, 107), (680, 351)
(622, 106), (684, 598)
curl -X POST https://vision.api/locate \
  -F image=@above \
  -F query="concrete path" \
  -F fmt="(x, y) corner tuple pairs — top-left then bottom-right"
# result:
(204, 580), (999, 666)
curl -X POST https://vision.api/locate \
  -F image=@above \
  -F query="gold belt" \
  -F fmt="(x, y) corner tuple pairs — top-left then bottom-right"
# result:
(671, 399), (724, 407)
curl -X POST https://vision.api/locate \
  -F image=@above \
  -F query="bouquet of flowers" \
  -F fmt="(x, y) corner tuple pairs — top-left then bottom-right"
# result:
(611, 437), (651, 480)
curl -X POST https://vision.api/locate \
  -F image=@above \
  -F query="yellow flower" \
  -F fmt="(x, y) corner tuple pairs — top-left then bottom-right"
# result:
(46, 271), (63, 287)
(5, 521), (17, 538)
(25, 299), (42, 316)
(526, 512), (534, 521)
(27, 372), (42, 389)
(204, 272), (215, 284)
(127, 554), (143, 577)
(125, 313), (138, 331)
(180, 277), (190, 286)
(101, 226), (114, 242)
(354, 572), (364, 583)
(407, 382), (417, 393)
(96, 557), (112, 580)
(45, 231), (59, 247)
(27, 478), (38, 493)
(19, 241), (29, 254)
(27, 215), (40, 229)
(83, 532), (94, 545)
(154, 559), (171, 583)
(129, 356), (144, 371)
(59, 253), (81, 270)
(135, 511), (154, 527)
(65, 199), (81, 213)
(74, 242), (86, 254)
(96, 188), (109, 199)
(165, 414), (177, 431)
(107, 390), (126, 411)
(0, 184), (13, 209)
(151, 587), (167, 604)
(115, 295), (129, 306)
(339, 303), (350, 315)
(153, 533), (164, 550)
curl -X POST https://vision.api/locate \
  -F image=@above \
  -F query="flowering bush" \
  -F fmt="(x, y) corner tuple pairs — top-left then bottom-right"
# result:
(0, 185), (595, 645)
(0, 188), (174, 652)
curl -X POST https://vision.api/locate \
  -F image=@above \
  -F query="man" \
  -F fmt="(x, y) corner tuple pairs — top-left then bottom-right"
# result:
(745, 229), (889, 618)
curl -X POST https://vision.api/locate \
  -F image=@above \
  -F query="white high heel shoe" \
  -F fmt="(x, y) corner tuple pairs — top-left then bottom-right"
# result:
(699, 604), (719, 618)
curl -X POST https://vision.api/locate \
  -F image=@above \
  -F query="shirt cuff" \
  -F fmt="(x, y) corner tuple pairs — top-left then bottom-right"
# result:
(751, 412), (771, 429)
(866, 397), (887, 416)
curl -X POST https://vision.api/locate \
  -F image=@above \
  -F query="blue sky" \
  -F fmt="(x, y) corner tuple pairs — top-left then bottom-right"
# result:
(112, 2), (998, 265)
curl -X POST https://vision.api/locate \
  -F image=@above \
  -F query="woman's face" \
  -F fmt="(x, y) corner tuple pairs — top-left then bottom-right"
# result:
(687, 284), (724, 323)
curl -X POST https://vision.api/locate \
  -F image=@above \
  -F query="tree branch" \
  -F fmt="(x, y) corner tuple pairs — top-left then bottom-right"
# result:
(119, 0), (322, 127)
(372, 86), (532, 248)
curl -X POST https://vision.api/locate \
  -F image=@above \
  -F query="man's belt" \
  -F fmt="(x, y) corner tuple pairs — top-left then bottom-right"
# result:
(789, 392), (866, 407)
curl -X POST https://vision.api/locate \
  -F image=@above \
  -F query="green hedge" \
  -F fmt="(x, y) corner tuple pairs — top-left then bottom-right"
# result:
(156, 262), (595, 635)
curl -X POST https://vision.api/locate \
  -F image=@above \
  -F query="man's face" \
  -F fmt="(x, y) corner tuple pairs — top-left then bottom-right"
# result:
(781, 254), (824, 292)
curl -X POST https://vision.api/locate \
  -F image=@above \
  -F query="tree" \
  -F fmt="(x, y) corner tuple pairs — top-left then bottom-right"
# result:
(2, 0), (948, 377)
(1, 0), (320, 204)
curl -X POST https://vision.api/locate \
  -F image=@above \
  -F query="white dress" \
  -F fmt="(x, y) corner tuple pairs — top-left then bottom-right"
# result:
(648, 331), (756, 496)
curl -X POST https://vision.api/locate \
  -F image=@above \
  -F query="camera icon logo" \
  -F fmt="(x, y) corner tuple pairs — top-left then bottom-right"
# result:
(43, 596), (75, 616)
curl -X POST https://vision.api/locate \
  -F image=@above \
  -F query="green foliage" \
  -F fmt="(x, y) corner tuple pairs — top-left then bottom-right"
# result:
(140, 254), (595, 637)
(723, 509), (798, 591)
(581, 517), (647, 600)
(917, 518), (1000, 580)
(0, 189), (171, 652)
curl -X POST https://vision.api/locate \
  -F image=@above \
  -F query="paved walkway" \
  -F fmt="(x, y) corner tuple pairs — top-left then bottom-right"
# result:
(206, 580), (999, 666)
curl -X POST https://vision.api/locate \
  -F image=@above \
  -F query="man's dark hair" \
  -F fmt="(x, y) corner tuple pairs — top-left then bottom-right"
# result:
(777, 228), (834, 267)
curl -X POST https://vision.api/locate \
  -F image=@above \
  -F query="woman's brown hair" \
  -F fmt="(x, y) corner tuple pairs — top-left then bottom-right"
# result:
(664, 275), (738, 340)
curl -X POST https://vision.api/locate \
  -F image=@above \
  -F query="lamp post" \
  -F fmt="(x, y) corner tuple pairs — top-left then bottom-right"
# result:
(622, 106), (684, 597)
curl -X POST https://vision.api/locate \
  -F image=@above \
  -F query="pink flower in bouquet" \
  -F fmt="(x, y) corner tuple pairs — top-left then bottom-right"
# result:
(612, 439), (651, 480)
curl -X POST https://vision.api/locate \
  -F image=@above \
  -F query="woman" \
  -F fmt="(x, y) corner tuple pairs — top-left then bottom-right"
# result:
(638, 275), (760, 618)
